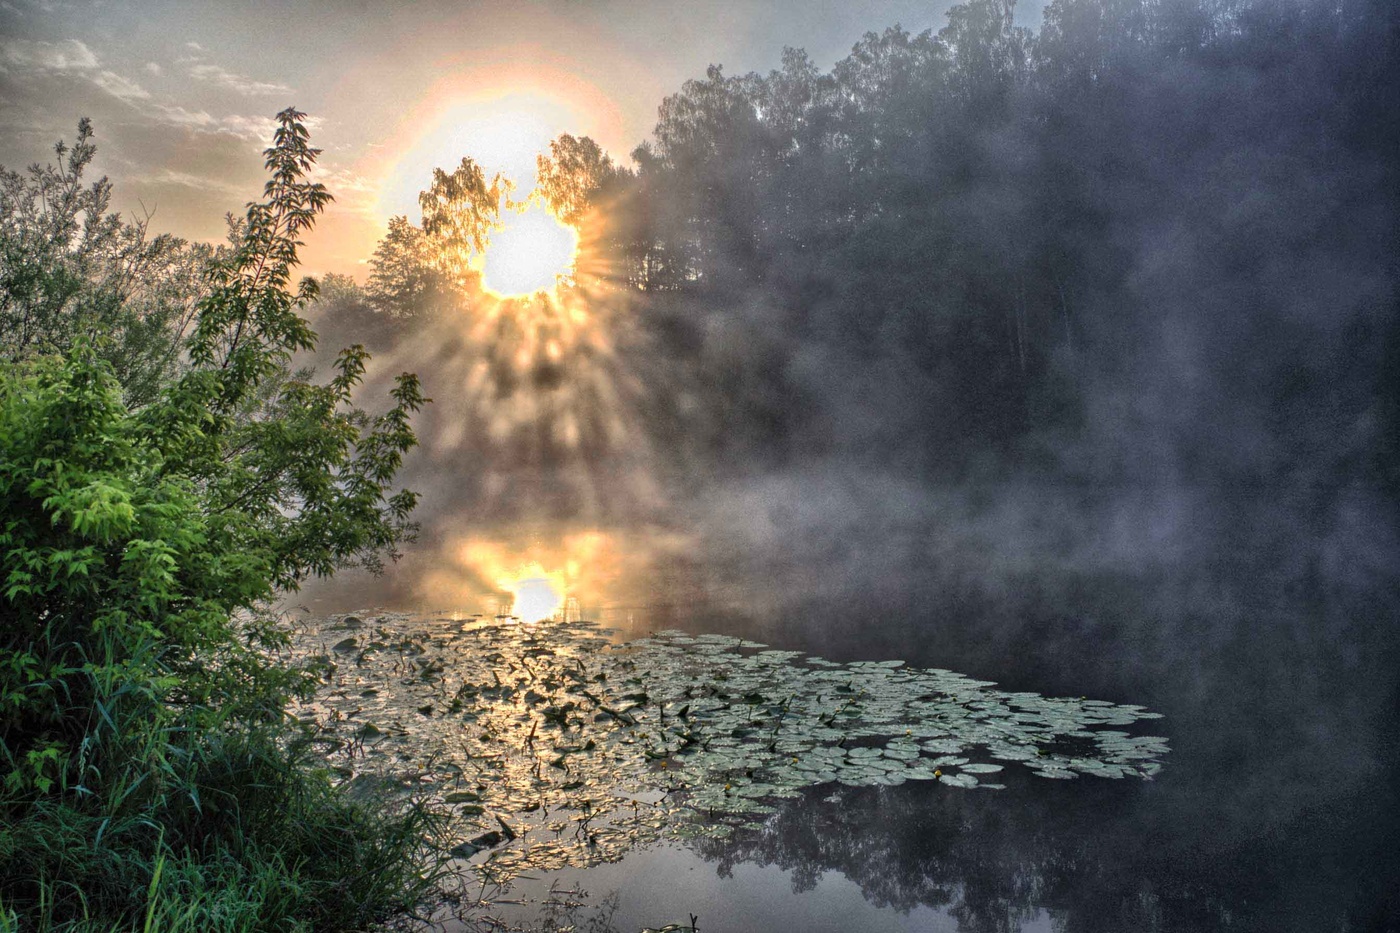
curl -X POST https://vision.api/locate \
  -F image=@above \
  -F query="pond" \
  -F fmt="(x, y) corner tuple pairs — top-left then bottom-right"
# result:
(293, 483), (1399, 932)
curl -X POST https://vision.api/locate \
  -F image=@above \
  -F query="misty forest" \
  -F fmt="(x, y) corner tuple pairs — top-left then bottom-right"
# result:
(1, 0), (1397, 930)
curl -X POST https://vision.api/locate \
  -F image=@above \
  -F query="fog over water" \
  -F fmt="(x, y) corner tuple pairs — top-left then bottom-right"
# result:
(294, 1), (1399, 927)
(296, 299), (1399, 928)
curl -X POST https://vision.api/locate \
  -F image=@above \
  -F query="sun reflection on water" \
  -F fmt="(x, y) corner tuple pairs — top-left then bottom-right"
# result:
(440, 534), (621, 623)
(502, 563), (565, 622)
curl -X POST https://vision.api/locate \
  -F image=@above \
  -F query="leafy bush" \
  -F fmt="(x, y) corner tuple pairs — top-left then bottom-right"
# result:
(0, 118), (214, 408)
(0, 109), (437, 930)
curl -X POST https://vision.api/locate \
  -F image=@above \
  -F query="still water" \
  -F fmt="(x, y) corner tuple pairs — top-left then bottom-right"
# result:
(295, 483), (1399, 932)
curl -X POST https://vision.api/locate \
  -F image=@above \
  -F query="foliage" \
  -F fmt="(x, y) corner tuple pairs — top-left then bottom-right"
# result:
(0, 729), (442, 933)
(0, 118), (213, 408)
(586, 0), (1396, 481)
(417, 156), (511, 289)
(348, 0), (1396, 486)
(365, 216), (455, 320)
(359, 157), (517, 319)
(0, 108), (434, 930)
(535, 135), (629, 225)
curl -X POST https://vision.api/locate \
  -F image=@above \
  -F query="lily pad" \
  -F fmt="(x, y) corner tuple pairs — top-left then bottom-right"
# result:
(289, 611), (1170, 886)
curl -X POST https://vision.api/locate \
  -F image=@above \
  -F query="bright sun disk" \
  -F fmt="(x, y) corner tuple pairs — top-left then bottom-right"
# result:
(503, 562), (566, 622)
(482, 205), (578, 298)
(509, 577), (563, 622)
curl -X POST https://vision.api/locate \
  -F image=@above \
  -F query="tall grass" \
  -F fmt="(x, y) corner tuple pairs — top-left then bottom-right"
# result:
(0, 723), (445, 932)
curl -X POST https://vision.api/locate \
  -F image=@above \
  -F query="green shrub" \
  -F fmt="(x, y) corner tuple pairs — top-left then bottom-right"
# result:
(0, 109), (437, 931)
(0, 117), (215, 408)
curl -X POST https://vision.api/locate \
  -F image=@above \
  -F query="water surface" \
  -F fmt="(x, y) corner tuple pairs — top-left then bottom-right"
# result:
(295, 483), (1399, 932)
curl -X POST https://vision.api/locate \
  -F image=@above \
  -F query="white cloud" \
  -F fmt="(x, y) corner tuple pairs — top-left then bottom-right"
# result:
(144, 61), (162, 76)
(93, 69), (150, 102)
(314, 167), (374, 194)
(146, 104), (277, 144)
(0, 37), (155, 104)
(130, 167), (247, 197)
(0, 37), (98, 71)
(185, 41), (203, 52)
(186, 62), (291, 97)
(310, 165), (379, 217)
(148, 103), (218, 130)
(216, 113), (279, 141)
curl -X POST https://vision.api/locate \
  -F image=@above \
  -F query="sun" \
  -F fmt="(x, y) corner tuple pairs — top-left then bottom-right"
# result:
(481, 204), (579, 299)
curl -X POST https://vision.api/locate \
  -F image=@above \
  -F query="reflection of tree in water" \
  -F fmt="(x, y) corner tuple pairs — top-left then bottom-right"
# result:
(682, 738), (1398, 933)
(659, 485), (1400, 932)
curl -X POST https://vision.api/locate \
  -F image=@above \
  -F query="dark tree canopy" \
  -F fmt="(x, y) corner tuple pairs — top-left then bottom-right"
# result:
(355, 0), (1397, 489)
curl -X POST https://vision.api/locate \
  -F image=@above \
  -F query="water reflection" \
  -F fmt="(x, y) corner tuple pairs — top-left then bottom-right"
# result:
(295, 482), (1399, 932)
(686, 760), (1395, 933)
(299, 524), (704, 627)
(478, 748), (1394, 933)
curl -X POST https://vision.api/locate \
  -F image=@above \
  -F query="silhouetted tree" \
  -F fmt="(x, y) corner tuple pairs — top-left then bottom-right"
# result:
(365, 215), (454, 319)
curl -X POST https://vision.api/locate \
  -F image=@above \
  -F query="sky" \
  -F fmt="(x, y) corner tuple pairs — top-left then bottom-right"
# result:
(0, 0), (1001, 278)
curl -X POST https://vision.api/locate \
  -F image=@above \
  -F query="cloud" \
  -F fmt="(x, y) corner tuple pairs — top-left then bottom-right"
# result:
(0, 37), (97, 71)
(93, 69), (150, 102)
(217, 113), (279, 141)
(314, 166), (374, 194)
(187, 62), (292, 97)
(0, 37), (285, 138)
(0, 37), (157, 105)
(129, 167), (247, 197)
(0, 38), (281, 144)
(312, 165), (381, 218)
(146, 104), (278, 142)
(144, 103), (217, 130)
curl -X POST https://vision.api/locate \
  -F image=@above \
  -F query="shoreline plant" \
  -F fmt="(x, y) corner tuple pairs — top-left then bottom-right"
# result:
(0, 109), (439, 931)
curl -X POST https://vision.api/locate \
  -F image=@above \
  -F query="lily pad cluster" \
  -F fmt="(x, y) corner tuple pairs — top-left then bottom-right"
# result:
(290, 613), (1167, 882)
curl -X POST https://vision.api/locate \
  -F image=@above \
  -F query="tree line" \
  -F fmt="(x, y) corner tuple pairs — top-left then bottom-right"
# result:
(349, 0), (1397, 489)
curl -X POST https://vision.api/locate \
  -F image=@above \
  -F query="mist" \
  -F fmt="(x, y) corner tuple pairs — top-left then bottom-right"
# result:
(292, 0), (1399, 927)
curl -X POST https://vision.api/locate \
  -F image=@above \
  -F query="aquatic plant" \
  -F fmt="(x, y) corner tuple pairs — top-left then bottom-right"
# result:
(294, 612), (1168, 883)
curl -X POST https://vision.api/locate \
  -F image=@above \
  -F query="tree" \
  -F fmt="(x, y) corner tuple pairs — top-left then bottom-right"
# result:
(0, 118), (214, 406)
(535, 133), (628, 227)
(417, 155), (510, 288)
(940, 0), (1031, 112)
(0, 108), (433, 929)
(365, 214), (454, 319)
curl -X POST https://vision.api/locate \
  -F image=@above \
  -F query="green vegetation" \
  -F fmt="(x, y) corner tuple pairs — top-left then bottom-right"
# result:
(0, 110), (437, 930)
(0, 118), (213, 408)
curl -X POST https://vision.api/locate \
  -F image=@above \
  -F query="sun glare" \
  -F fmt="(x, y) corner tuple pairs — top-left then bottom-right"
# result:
(424, 534), (627, 623)
(481, 205), (579, 298)
(506, 568), (566, 623)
